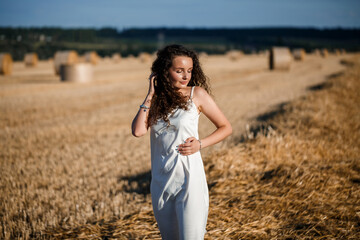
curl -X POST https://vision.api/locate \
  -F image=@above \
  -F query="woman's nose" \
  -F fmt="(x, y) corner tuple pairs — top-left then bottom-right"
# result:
(183, 72), (189, 79)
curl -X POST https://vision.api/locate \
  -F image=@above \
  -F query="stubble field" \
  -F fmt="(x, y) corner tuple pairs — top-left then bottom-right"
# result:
(1, 52), (359, 239)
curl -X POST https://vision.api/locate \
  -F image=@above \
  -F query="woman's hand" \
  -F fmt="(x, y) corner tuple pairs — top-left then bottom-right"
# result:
(177, 137), (201, 156)
(148, 73), (156, 96)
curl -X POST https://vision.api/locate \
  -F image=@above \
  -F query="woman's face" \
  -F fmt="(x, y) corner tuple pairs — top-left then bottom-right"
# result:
(168, 56), (193, 90)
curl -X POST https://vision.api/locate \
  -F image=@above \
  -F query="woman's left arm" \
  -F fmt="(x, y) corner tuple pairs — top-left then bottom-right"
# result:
(178, 87), (232, 155)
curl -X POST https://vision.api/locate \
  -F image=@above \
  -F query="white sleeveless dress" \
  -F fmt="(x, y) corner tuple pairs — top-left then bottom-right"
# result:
(150, 86), (209, 240)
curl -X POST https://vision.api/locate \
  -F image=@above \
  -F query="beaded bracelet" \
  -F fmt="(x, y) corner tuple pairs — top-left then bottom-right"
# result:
(198, 139), (202, 150)
(139, 104), (150, 109)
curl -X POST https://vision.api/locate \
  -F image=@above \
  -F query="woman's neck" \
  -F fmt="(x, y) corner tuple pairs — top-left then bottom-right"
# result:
(177, 86), (191, 96)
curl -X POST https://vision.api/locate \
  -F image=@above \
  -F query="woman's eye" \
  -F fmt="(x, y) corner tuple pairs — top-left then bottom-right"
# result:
(176, 70), (182, 73)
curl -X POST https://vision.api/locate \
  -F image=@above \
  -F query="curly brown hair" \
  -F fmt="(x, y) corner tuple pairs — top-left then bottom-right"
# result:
(148, 44), (211, 127)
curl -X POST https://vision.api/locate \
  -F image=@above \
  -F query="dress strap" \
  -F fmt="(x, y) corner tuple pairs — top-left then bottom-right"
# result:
(190, 86), (195, 100)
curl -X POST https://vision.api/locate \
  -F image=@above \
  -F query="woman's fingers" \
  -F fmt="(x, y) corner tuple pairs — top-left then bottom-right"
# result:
(182, 137), (196, 147)
(148, 73), (156, 95)
(185, 137), (196, 142)
(177, 137), (200, 155)
(178, 147), (192, 155)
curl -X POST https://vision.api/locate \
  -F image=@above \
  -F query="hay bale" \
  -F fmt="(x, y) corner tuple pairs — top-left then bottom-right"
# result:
(112, 53), (121, 63)
(199, 52), (208, 58)
(152, 51), (158, 59)
(102, 56), (111, 62)
(269, 47), (292, 71)
(59, 63), (93, 83)
(312, 49), (320, 56)
(263, 50), (270, 57)
(138, 52), (152, 63)
(226, 50), (244, 61)
(24, 53), (39, 67)
(292, 48), (306, 61)
(0, 53), (13, 75)
(334, 49), (341, 56)
(198, 52), (208, 62)
(54, 51), (79, 75)
(340, 49), (346, 55)
(84, 51), (99, 65)
(321, 48), (329, 58)
(257, 50), (266, 56)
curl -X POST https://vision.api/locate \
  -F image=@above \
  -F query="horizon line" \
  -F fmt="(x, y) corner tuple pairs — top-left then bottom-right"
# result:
(1, 25), (360, 31)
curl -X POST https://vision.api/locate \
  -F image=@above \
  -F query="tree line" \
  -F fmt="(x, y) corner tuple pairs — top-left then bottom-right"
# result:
(0, 27), (359, 60)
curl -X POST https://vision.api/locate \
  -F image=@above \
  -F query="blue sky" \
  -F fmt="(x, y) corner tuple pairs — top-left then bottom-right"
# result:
(0, 0), (359, 29)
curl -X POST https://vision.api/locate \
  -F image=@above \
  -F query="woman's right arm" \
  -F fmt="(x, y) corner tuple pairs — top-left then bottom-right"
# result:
(131, 74), (155, 137)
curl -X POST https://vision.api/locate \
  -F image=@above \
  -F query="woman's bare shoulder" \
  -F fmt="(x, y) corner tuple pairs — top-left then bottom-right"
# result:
(193, 86), (209, 98)
(193, 86), (213, 109)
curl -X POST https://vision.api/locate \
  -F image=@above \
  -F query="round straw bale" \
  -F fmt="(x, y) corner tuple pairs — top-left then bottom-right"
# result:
(54, 51), (79, 75)
(84, 51), (99, 65)
(199, 52), (208, 58)
(112, 53), (121, 63)
(269, 47), (292, 71)
(138, 52), (152, 63)
(198, 52), (208, 62)
(24, 53), (39, 67)
(78, 55), (86, 62)
(0, 53), (13, 75)
(313, 49), (321, 56)
(292, 48), (306, 61)
(263, 49), (270, 57)
(257, 50), (266, 56)
(340, 49), (346, 55)
(102, 56), (111, 62)
(59, 63), (93, 83)
(226, 50), (244, 61)
(321, 48), (328, 58)
(152, 52), (158, 59)
(334, 49), (341, 56)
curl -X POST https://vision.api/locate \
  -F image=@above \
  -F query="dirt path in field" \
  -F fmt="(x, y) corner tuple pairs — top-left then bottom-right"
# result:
(0, 53), (352, 233)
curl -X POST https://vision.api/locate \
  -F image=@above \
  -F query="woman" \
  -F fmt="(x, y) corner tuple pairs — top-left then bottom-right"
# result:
(132, 44), (232, 239)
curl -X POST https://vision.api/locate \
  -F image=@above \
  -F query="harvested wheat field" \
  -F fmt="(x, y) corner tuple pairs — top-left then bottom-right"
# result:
(1, 52), (359, 239)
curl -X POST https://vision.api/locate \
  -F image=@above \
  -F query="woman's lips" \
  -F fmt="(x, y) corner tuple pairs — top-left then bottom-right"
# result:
(180, 81), (188, 85)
